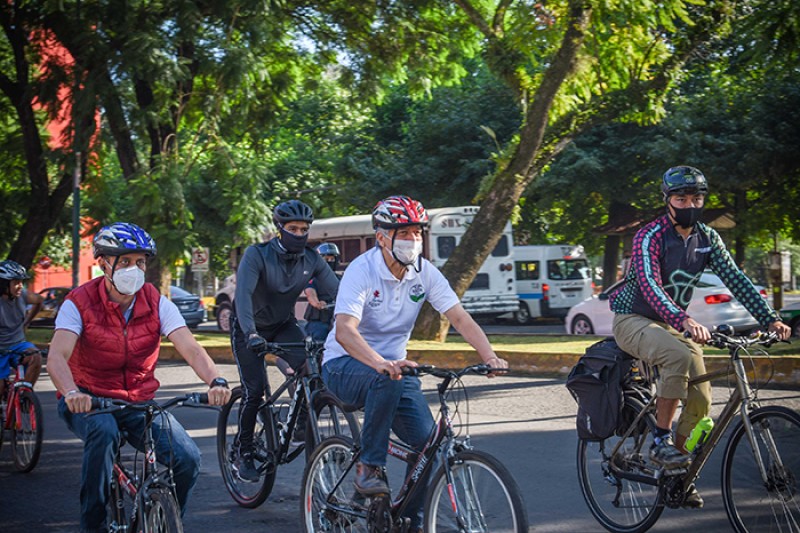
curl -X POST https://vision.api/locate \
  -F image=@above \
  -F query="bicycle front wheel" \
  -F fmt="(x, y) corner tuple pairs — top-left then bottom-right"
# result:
(425, 449), (528, 533)
(300, 435), (367, 533)
(11, 389), (43, 473)
(138, 487), (183, 533)
(216, 387), (276, 508)
(722, 405), (800, 532)
(577, 396), (663, 533)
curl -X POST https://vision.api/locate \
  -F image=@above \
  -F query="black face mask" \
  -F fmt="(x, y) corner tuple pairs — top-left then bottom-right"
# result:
(279, 226), (309, 253)
(325, 259), (338, 271)
(669, 205), (704, 229)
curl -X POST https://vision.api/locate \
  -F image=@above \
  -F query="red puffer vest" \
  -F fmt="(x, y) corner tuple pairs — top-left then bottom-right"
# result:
(66, 276), (162, 401)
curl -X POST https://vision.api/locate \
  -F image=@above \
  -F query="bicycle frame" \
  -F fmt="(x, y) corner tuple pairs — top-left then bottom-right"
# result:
(2, 362), (34, 432)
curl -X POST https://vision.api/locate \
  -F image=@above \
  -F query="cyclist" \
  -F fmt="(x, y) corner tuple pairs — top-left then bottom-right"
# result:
(321, 195), (508, 532)
(46, 222), (232, 533)
(231, 200), (339, 482)
(0, 259), (44, 400)
(609, 166), (790, 507)
(303, 242), (341, 341)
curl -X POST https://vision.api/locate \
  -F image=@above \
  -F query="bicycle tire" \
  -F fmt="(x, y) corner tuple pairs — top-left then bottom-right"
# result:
(424, 448), (528, 533)
(721, 405), (800, 533)
(216, 387), (277, 508)
(11, 388), (43, 473)
(306, 391), (361, 458)
(577, 396), (664, 533)
(300, 435), (368, 533)
(138, 487), (184, 533)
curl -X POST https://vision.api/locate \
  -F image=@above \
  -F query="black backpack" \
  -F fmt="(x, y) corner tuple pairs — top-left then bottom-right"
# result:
(566, 338), (634, 441)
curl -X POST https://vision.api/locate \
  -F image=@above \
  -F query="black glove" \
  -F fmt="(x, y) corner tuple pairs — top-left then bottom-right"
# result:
(247, 334), (267, 354)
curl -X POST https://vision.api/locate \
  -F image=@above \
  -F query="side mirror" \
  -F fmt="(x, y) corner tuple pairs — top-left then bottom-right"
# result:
(598, 292), (609, 301)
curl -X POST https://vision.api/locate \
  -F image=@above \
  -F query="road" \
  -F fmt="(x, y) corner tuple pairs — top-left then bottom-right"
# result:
(2, 362), (799, 532)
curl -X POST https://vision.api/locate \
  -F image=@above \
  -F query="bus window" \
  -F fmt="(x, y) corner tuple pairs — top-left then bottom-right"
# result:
(437, 236), (457, 259)
(491, 235), (509, 257)
(547, 259), (590, 280)
(469, 273), (490, 290)
(342, 239), (362, 263)
(515, 261), (540, 281)
(366, 237), (375, 249)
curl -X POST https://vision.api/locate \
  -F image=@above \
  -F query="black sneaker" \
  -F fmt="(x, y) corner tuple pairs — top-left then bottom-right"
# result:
(650, 437), (691, 469)
(354, 462), (389, 496)
(291, 427), (306, 447)
(234, 452), (260, 483)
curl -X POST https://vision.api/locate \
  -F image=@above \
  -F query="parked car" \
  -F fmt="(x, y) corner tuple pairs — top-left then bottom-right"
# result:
(29, 287), (71, 327)
(170, 285), (206, 329)
(779, 301), (800, 338)
(566, 271), (767, 335)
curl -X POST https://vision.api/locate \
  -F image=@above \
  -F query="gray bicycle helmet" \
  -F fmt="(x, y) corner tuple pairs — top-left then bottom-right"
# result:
(273, 200), (314, 225)
(662, 166), (709, 200)
(315, 242), (340, 257)
(0, 260), (30, 280)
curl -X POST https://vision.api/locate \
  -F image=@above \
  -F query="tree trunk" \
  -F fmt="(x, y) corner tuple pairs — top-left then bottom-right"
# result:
(602, 235), (621, 290)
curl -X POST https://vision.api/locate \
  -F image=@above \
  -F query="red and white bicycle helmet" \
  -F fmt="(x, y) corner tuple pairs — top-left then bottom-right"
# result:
(371, 196), (429, 230)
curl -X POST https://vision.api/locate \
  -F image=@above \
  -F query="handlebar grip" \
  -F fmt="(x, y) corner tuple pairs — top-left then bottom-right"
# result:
(197, 392), (209, 404)
(683, 331), (692, 338)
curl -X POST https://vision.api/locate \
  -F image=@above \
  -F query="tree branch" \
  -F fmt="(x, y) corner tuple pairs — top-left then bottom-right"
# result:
(453, 0), (495, 39)
(492, 0), (514, 36)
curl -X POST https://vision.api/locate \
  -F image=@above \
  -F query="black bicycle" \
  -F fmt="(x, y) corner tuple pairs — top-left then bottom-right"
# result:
(217, 338), (360, 508)
(90, 392), (212, 533)
(300, 363), (528, 533)
(577, 327), (800, 533)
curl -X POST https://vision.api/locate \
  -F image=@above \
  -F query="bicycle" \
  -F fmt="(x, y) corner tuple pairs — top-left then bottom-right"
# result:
(217, 338), (360, 508)
(90, 392), (212, 533)
(0, 348), (44, 472)
(300, 363), (529, 533)
(577, 326), (800, 533)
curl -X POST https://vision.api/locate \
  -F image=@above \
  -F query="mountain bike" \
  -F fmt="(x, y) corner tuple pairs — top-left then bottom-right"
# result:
(300, 363), (529, 533)
(90, 392), (212, 533)
(577, 326), (800, 533)
(0, 348), (44, 472)
(217, 338), (360, 508)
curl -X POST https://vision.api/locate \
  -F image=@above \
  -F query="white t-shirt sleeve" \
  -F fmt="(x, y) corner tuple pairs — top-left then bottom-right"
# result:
(333, 263), (369, 322)
(423, 262), (461, 314)
(54, 299), (83, 336)
(159, 296), (186, 336)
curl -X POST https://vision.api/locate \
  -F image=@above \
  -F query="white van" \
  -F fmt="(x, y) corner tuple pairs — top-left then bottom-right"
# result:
(308, 206), (518, 317)
(511, 244), (593, 324)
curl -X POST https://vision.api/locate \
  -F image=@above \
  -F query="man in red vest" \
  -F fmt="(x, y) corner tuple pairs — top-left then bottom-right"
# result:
(47, 222), (232, 533)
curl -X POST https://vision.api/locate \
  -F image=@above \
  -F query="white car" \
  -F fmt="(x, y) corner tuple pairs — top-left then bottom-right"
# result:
(566, 271), (767, 335)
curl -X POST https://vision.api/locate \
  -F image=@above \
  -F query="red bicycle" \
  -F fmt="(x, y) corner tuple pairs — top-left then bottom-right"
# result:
(0, 348), (44, 472)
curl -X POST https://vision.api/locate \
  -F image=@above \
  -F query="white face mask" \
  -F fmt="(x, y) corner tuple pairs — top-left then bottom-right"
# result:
(109, 264), (145, 295)
(392, 238), (423, 265)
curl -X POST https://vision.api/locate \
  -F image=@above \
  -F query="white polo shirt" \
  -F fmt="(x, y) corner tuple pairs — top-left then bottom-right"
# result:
(323, 247), (460, 364)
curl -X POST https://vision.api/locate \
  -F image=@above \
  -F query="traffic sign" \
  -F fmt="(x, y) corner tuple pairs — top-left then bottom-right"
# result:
(191, 247), (210, 272)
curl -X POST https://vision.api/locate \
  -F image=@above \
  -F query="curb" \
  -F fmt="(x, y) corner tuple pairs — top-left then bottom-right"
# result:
(156, 345), (800, 386)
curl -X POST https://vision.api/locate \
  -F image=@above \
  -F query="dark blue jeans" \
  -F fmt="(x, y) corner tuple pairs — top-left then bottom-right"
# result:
(323, 356), (435, 528)
(58, 397), (202, 531)
(304, 319), (332, 342)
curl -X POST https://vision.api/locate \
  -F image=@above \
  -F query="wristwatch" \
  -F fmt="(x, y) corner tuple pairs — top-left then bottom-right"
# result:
(210, 377), (229, 389)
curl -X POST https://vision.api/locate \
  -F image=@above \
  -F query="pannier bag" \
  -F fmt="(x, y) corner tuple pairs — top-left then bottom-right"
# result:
(566, 337), (633, 440)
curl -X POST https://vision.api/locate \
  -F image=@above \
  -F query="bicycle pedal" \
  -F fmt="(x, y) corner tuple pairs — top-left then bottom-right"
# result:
(661, 467), (688, 477)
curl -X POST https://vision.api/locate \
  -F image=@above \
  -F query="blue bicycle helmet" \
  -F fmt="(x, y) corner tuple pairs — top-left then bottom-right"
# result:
(93, 222), (157, 258)
(0, 260), (30, 280)
(315, 243), (341, 257)
(273, 200), (314, 225)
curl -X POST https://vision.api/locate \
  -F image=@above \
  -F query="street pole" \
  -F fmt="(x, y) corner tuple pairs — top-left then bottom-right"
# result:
(72, 152), (81, 288)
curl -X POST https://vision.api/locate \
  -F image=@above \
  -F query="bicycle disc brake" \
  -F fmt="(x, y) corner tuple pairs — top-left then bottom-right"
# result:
(367, 495), (391, 533)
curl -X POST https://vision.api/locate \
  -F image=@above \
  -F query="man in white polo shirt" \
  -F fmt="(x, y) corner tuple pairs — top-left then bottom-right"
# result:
(322, 195), (508, 532)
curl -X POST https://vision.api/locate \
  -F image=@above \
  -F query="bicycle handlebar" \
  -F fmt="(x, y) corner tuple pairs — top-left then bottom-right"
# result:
(90, 392), (210, 413)
(258, 339), (325, 357)
(683, 327), (787, 350)
(397, 363), (510, 379)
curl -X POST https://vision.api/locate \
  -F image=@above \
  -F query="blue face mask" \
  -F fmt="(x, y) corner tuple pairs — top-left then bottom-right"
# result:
(278, 225), (309, 253)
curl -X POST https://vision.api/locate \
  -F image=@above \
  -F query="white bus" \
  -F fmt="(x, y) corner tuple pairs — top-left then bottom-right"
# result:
(308, 206), (518, 317)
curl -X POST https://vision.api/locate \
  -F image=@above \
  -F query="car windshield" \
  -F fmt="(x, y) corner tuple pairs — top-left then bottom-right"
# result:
(170, 286), (194, 298)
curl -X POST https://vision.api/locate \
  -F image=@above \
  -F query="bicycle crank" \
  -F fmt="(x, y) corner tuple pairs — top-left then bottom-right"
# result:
(367, 494), (391, 533)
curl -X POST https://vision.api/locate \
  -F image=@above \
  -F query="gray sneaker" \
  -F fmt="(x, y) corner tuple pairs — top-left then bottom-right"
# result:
(682, 485), (704, 509)
(354, 462), (389, 496)
(650, 437), (691, 469)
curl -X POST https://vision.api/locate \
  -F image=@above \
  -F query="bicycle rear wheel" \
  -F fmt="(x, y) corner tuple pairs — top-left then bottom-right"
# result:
(216, 387), (277, 508)
(425, 449), (528, 533)
(722, 405), (800, 532)
(577, 396), (663, 533)
(300, 435), (368, 533)
(138, 487), (183, 533)
(306, 391), (360, 457)
(11, 389), (43, 472)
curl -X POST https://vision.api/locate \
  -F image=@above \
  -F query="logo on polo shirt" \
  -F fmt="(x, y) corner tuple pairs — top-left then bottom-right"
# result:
(410, 284), (425, 303)
(368, 289), (383, 308)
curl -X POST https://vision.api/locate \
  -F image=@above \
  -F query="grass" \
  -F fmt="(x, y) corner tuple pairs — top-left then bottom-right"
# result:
(27, 327), (799, 356)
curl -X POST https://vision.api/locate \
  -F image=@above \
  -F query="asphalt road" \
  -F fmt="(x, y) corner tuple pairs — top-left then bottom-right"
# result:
(2, 362), (799, 532)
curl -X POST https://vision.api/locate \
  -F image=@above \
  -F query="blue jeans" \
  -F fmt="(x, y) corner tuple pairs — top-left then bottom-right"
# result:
(304, 320), (332, 342)
(323, 356), (435, 528)
(58, 397), (202, 531)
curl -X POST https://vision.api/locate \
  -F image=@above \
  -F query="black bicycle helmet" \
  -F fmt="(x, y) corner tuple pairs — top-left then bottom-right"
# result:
(0, 260), (30, 280)
(93, 222), (157, 258)
(273, 200), (314, 225)
(662, 166), (709, 200)
(315, 242), (340, 257)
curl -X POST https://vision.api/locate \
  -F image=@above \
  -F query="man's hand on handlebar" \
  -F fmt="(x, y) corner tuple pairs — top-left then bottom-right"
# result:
(208, 377), (232, 406)
(768, 320), (792, 341)
(483, 354), (508, 378)
(681, 317), (711, 344)
(247, 333), (267, 354)
(65, 390), (93, 414)
(377, 359), (417, 380)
